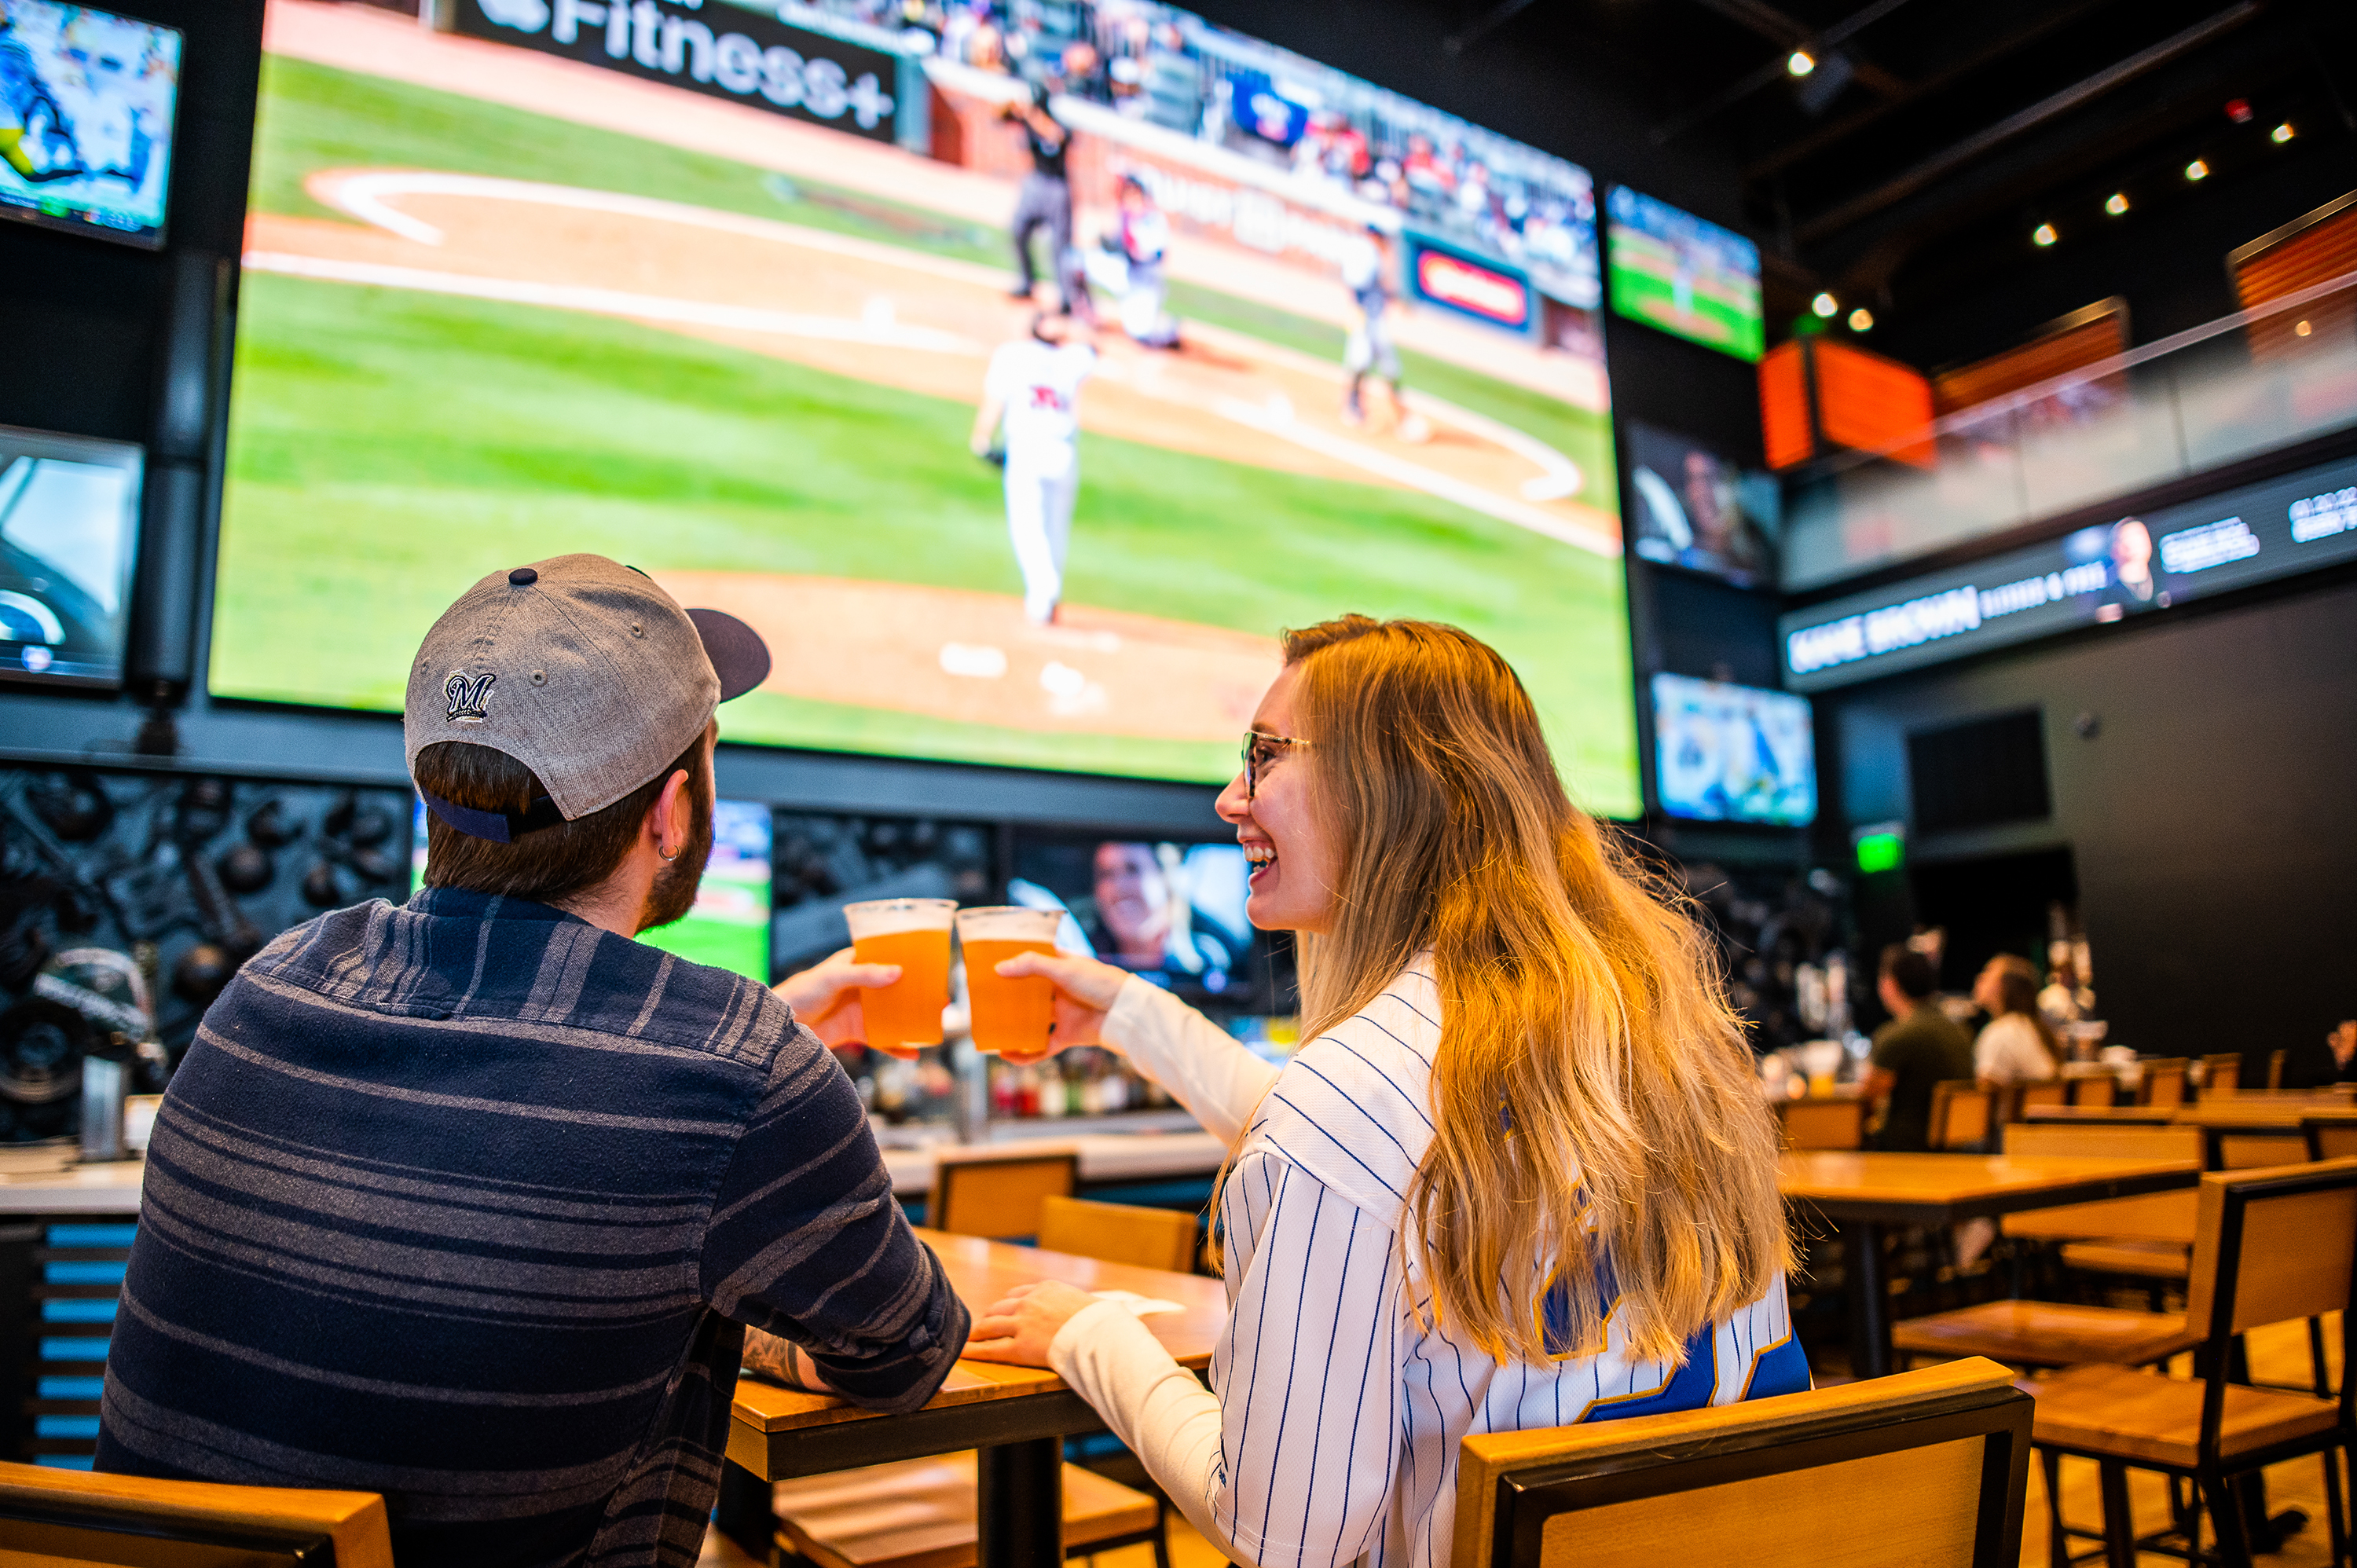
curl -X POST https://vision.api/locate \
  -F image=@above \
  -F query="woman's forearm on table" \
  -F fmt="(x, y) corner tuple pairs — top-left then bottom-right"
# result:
(1099, 977), (1280, 1142)
(1049, 1302), (1231, 1549)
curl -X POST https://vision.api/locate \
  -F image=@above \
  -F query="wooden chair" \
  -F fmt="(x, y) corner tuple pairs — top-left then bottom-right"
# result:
(2204, 1126), (2312, 1171)
(1893, 1125), (2202, 1368)
(2071, 1075), (2120, 1109)
(1447, 1357), (2032, 1568)
(773, 1453), (1163, 1568)
(2309, 1117), (2357, 1163)
(2026, 1158), (2357, 1568)
(2140, 1059), (2189, 1108)
(0, 1460), (392, 1566)
(2200, 1053), (2245, 1099)
(927, 1150), (1079, 1239)
(2015, 1080), (2071, 1119)
(1776, 1095), (1865, 1150)
(2267, 1050), (2286, 1090)
(1037, 1196), (1199, 1275)
(1930, 1079), (1996, 1151)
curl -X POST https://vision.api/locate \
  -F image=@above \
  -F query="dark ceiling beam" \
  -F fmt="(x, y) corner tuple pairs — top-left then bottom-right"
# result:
(1792, 1), (2263, 245)
(1744, 0), (2122, 180)
(1687, 0), (1910, 96)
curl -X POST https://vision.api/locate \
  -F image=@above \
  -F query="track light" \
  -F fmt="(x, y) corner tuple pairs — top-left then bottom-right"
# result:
(2186, 159), (2210, 181)
(1847, 308), (1874, 332)
(1811, 291), (1838, 317)
(2104, 192), (2129, 216)
(2032, 224), (2058, 247)
(1787, 49), (1816, 77)
(2271, 123), (2295, 144)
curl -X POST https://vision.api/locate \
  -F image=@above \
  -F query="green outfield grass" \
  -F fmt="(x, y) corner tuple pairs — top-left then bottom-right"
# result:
(639, 909), (769, 980)
(1607, 233), (1764, 362)
(215, 54), (1640, 813)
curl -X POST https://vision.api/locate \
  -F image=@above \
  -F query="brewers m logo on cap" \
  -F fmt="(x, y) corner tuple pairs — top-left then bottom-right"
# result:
(444, 671), (496, 723)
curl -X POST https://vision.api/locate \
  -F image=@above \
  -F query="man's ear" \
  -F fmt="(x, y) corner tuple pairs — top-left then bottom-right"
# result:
(649, 768), (691, 855)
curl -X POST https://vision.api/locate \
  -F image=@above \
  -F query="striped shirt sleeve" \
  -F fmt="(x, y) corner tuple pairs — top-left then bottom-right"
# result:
(1052, 1146), (1402, 1568)
(702, 1024), (967, 1412)
(1101, 976), (1282, 1143)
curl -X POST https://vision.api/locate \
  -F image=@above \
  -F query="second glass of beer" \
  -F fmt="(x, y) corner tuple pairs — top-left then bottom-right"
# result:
(956, 906), (1062, 1058)
(842, 898), (956, 1056)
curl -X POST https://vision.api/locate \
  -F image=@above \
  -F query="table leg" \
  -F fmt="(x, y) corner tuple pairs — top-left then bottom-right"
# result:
(978, 1436), (1064, 1568)
(1844, 1220), (1893, 1379)
(717, 1457), (774, 1560)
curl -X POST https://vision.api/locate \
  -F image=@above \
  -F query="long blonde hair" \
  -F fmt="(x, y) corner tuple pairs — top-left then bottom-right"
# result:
(1252, 616), (1789, 1366)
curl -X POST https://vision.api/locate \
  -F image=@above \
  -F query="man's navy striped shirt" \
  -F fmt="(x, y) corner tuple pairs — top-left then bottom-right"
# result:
(95, 887), (966, 1566)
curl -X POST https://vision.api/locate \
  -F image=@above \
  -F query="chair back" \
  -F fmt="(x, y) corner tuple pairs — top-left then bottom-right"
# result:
(0, 1461), (392, 1566)
(2207, 1128), (2311, 1171)
(1449, 1357), (2030, 1568)
(2069, 1075), (2118, 1108)
(929, 1149), (1079, 1239)
(2308, 1118), (2357, 1162)
(2198, 1053), (2244, 1097)
(2266, 1049), (2286, 1090)
(1037, 1194), (1198, 1273)
(2138, 1059), (2187, 1107)
(1776, 1097), (1865, 1151)
(1998, 1125), (2200, 1243)
(1929, 1081), (1993, 1151)
(2013, 1080), (2068, 1116)
(2180, 1158), (2357, 1340)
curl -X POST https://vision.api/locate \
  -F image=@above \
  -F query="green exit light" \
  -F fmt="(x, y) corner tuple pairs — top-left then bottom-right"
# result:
(1857, 832), (1905, 874)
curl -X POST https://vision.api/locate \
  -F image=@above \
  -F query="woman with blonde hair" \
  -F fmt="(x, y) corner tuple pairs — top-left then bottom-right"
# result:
(965, 616), (1805, 1568)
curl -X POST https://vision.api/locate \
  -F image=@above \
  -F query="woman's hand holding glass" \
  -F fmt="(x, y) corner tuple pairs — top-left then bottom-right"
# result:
(986, 950), (1128, 1064)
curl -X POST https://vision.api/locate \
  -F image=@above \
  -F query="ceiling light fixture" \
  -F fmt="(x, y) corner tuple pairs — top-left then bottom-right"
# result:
(2032, 223), (2058, 247)
(1787, 48), (1816, 77)
(2296, 321), (2313, 337)
(2104, 192), (2129, 216)
(2271, 123), (2295, 144)
(2185, 159), (2210, 181)
(1848, 308), (1874, 332)
(1811, 291), (1838, 317)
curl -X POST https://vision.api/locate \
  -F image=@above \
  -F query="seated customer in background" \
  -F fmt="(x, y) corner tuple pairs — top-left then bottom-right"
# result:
(1863, 945), (1975, 1151)
(97, 555), (966, 1566)
(1972, 954), (2060, 1086)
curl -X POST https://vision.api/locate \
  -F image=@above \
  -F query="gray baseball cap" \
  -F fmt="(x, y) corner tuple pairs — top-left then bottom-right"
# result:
(404, 554), (772, 841)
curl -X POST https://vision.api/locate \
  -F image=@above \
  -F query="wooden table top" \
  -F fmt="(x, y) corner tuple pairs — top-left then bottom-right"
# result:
(1778, 1152), (2199, 1221)
(731, 1229), (1228, 1439)
(2172, 1099), (2357, 1128)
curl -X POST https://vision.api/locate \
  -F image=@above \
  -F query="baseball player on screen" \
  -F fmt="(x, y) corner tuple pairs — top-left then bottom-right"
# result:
(971, 311), (1098, 625)
(1087, 174), (1180, 349)
(1339, 222), (1428, 441)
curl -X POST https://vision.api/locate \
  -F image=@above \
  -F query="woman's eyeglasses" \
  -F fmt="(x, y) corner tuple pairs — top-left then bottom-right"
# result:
(1241, 731), (1311, 799)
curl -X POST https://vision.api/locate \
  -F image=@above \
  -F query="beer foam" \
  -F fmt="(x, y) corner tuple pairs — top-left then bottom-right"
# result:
(954, 906), (1062, 943)
(842, 897), (957, 936)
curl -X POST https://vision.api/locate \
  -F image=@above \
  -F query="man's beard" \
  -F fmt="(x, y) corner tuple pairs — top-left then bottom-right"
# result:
(636, 786), (715, 934)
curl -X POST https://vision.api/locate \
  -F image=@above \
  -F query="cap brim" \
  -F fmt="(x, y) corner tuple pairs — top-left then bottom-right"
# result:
(687, 608), (773, 702)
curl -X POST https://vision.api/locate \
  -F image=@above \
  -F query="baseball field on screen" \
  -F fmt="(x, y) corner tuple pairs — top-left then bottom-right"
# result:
(211, 30), (1641, 815)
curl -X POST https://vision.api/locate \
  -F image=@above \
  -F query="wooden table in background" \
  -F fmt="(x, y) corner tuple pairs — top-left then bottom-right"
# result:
(1778, 1152), (2201, 1380)
(720, 1229), (1227, 1568)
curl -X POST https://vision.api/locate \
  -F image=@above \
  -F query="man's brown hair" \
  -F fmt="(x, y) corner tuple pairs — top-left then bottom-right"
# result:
(414, 733), (709, 905)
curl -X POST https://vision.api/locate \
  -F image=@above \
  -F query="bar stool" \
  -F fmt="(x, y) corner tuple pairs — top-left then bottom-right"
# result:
(0, 1460), (392, 1565)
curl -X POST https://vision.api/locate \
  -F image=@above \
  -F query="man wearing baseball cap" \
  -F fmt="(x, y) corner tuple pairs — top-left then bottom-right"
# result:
(96, 556), (967, 1565)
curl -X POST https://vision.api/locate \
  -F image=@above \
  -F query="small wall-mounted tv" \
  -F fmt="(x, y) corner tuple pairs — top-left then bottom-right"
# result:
(0, 1), (183, 249)
(0, 424), (144, 688)
(1605, 187), (1763, 361)
(1651, 672), (1815, 826)
(1623, 420), (1778, 587)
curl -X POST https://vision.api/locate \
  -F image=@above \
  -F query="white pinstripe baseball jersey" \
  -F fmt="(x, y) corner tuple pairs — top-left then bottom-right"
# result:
(1060, 965), (1809, 1568)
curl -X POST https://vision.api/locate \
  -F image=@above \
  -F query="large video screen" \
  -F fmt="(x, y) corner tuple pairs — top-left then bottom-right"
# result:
(1651, 672), (1815, 826)
(1606, 187), (1761, 362)
(0, 424), (142, 687)
(0, 0), (182, 249)
(207, 0), (1638, 815)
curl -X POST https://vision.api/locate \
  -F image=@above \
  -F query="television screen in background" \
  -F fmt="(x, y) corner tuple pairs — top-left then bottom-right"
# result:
(410, 796), (775, 984)
(0, 0), (182, 248)
(0, 426), (143, 687)
(1651, 673), (1816, 826)
(206, 0), (1640, 817)
(1622, 420), (1777, 587)
(1604, 187), (1762, 362)
(1009, 833), (1275, 1013)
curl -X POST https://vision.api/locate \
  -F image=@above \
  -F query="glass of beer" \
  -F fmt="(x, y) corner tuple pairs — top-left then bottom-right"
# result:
(955, 907), (1062, 1057)
(842, 898), (957, 1056)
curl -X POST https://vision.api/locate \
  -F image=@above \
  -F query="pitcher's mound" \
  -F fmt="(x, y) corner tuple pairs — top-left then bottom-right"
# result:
(656, 572), (1281, 742)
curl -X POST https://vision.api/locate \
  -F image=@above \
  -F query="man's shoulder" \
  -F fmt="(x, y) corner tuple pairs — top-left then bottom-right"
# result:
(247, 890), (801, 1072)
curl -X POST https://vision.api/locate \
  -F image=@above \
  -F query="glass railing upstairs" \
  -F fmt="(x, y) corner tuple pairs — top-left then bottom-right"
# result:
(1780, 269), (2357, 592)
